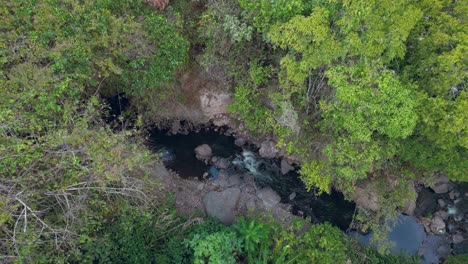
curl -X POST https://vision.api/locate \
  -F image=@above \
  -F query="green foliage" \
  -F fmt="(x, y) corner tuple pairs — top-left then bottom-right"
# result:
(234, 217), (277, 263)
(293, 222), (350, 264)
(299, 160), (331, 194)
(186, 230), (241, 264)
(239, 0), (304, 33)
(81, 206), (183, 264)
(233, 216), (354, 264)
(445, 254), (468, 264)
(399, 0), (468, 181)
(324, 64), (417, 141)
(228, 86), (274, 135)
(350, 243), (419, 264)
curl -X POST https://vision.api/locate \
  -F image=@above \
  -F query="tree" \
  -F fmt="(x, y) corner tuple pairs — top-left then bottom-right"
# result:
(400, 0), (468, 181)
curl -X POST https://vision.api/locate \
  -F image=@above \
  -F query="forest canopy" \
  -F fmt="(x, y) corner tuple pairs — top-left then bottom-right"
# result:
(0, 0), (466, 262)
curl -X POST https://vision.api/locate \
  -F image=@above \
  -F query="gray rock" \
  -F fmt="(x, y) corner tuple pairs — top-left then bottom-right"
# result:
(228, 174), (241, 186)
(197, 183), (205, 191)
(433, 183), (449, 194)
(404, 184), (417, 216)
(438, 199), (446, 208)
(214, 158), (229, 169)
(240, 183), (256, 194)
(449, 191), (455, 200)
(453, 240), (468, 255)
(453, 234), (464, 244)
(259, 141), (278, 159)
(354, 184), (379, 212)
(437, 245), (450, 256)
(280, 158), (293, 175)
(154, 163), (170, 179)
(289, 192), (296, 201)
(257, 187), (281, 209)
(435, 175), (449, 183)
(435, 210), (448, 221)
(243, 174), (255, 184)
(203, 172), (209, 179)
(429, 215), (446, 234)
(234, 137), (246, 146)
(216, 179), (230, 189)
(203, 187), (241, 224)
(246, 197), (256, 211)
(195, 144), (212, 160)
(171, 120), (181, 134)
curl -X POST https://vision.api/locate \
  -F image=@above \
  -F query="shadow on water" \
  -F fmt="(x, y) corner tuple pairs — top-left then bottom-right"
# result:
(268, 171), (355, 230)
(148, 128), (355, 230)
(148, 127), (241, 179)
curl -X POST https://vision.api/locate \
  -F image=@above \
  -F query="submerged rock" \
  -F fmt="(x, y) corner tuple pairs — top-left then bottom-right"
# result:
(289, 192), (296, 201)
(209, 166), (219, 180)
(203, 187), (241, 224)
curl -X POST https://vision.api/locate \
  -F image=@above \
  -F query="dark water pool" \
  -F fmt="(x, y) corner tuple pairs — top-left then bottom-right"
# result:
(149, 128), (241, 178)
(267, 171), (355, 230)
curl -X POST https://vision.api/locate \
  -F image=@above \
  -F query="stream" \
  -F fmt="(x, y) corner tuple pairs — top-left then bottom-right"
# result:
(149, 127), (355, 230)
(148, 127), (463, 263)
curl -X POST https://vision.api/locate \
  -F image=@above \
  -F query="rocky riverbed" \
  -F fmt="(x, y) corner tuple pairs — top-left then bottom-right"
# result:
(148, 126), (467, 263)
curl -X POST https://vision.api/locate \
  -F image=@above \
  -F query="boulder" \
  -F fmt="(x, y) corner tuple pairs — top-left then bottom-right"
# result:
(429, 215), (446, 234)
(228, 174), (241, 186)
(195, 144), (212, 160)
(433, 182), (449, 194)
(245, 198), (257, 211)
(171, 120), (181, 134)
(199, 90), (231, 119)
(280, 158), (293, 175)
(354, 184), (379, 212)
(453, 240), (468, 255)
(257, 187), (281, 209)
(259, 141), (278, 159)
(438, 199), (446, 208)
(449, 190), (460, 200)
(403, 184), (417, 216)
(214, 158), (229, 169)
(453, 234), (464, 244)
(435, 210), (448, 221)
(234, 137), (246, 147)
(240, 183), (256, 194)
(154, 163), (170, 179)
(203, 187), (241, 224)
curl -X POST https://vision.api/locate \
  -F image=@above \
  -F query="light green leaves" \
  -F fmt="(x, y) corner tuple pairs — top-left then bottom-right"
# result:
(325, 64), (417, 141)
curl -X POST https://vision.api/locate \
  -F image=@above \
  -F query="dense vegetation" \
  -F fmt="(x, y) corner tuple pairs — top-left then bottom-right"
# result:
(0, 0), (466, 262)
